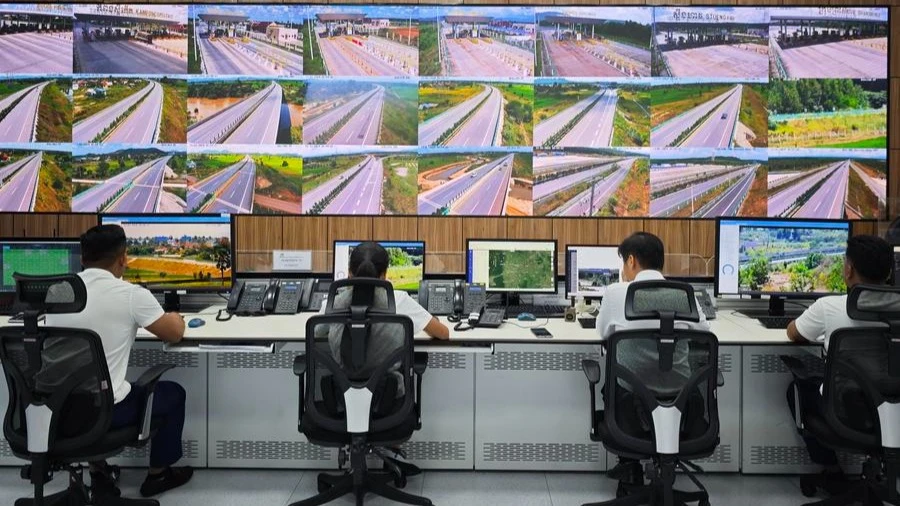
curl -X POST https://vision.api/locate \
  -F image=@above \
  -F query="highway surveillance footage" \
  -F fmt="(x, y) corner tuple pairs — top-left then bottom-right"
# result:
(0, 4), (889, 219)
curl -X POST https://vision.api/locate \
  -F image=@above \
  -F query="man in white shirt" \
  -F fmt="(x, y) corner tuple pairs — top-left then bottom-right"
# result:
(786, 235), (893, 482)
(46, 225), (193, 498)
(595, 232), (710, 485)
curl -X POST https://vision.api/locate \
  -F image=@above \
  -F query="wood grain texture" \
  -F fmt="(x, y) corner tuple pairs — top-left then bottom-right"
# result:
(57, 214), (97, 238)
(283, 216), (329, 272)
(0, 214), (14, 238)
(233, 216), (283, 273)
(13, 214), (57, 238)
(327, 217), (372, 243)
(508, 217), (552, 239)
(418, 217), (462, 274)
(852, 221), (877, 236)
(553, 218), (601, 247)
(373, 217), (418, 240)
(689, 219), (716, 277)
(597, 219), (642, 245)
(644, 219), (692, 277)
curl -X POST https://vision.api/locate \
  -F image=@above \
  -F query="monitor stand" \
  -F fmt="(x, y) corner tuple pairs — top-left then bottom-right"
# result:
(163, 291), (181, 313)
(768, 296), (786, 317)
(503, 292), (522, 307)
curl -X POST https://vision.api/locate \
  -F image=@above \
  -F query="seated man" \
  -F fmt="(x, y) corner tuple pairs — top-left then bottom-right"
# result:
(46, 225), (194, 498)
(786, 235), (894, 483)
(595, 232), (710, 484)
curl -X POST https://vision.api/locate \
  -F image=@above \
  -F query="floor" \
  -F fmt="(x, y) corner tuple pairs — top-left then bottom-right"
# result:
(0, 468), (821, 506)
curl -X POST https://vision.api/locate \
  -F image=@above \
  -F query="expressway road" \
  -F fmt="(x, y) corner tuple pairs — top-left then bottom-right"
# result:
(0, 82), (48, 143)
(652, 85), (741, 148)
(319, 37), (410, 77)
(188, 82), (281, 145)
(190, 157), (250, 201)
(794, 162), (850, 219)
(445, 38), (532, 78)
(534, 90), (604, 147)
(322, 157), (384, 214)
(549, 159), (633, 217)
(302, 156), (372, 213)
(851, 164), (887, 203)
(780, 40), (886, 78)
(106, 156), (170, 213)
(204, 158), (257, 214)
(453, 155), (513, 215)
(75, 38), (186, 74)
(0, 154), (40, 183)
(534, 159), (623, 201)
(651, 167), (749, 217)
(245, 39), (303, 75)
(200, 38), (278, 76)
(0, 33), (72, 74)
(74, 81), (155, 143)
(418, 155), (512, 215)
(768, 161), (844, 217)
(304, 87), (381, 143)
(541, 30), (624, 77)
(106, 81), (163, 144)
(327, 87), (385, 146)
(0, 153), (42, 212)
(419, 85), (492, 146)
(72, 158), (166, 213)
(445, 86), (503, 147)
(558, 89), (618, 148)
(695, 166), (756, 217)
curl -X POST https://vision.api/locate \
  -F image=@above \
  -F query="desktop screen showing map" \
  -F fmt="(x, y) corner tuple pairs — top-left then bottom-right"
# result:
(101, 215), (232, 291)
(0, 242), (81, 290)
(467, 241), (556, 293)
(737, 224), (849, 295)
(333, 241), (424, 292)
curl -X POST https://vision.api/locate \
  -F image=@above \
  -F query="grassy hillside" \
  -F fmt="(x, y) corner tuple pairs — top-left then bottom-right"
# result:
(253, 154), (303, 214)
(534, 84), (596, 123)
(418, 22), (440, 76)
(512, 152), (532, 179)
(650, 83), (732, 127)
(382, 155), (417, 214)
(185, 154), (244, 181)
(37, 80), (72, 143)
(160, 79), (187, 144)
(74, 80), (145, 122)
(302, 20), (325, 75)
(499, 83), (533, 146)
(418, 82), (482, 123)
(602, 157), (649, 217)
(381, 83), (418, 145)
(612, 87), (650, 147)
(35, 152), (72, 212)
(302, 155), (365, 193)
(739, 84), (768, 148)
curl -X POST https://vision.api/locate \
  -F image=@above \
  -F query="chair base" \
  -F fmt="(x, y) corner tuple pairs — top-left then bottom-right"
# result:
(583, 484), (709, 506)
(800, 458), (900, 506)
(15, 465), (159, 506)
(801, 480), (900, 506)
(288, 471), (432, 506)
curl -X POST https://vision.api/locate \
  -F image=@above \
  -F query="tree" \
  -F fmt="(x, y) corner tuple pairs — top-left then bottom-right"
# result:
(214, 244), (232, 285)
(739, 253), (769, 291)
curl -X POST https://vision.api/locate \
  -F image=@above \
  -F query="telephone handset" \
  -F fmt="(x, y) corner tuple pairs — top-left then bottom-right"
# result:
(220, 278), (315, 320)
(695, 289), (717, 320)
(225, 280), (269, 316)
(419, 280), (487, 319)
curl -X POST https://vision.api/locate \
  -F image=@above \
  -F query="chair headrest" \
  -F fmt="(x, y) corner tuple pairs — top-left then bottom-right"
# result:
(847, 285), (900, 324)
(325, 278), (396, 316)
(624, 280), (700, 324)
(15, 274), (87, 315)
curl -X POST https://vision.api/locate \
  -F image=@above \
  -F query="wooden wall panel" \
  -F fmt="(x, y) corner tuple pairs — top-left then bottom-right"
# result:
(507, 217), (552, 239)
(418, 217), (462, 274)
(689, 220), (716, 277)
(234, 216), (283, 273)
(58, 214), (97, 238)
(283, 216), (329, 272)
(0, 214), (15, 238)
(852, 221), (877, 236)
(553, 218), (600, 248)
(13, 215), (57, 238)
(597, 219), (641, 246)
(644, 219), (692, 277)
(372, 217), (417, 240)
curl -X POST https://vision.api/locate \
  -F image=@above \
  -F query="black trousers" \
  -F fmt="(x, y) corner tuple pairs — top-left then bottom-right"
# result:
(786, 378), (840, 467)
(110, 381), (187, 469)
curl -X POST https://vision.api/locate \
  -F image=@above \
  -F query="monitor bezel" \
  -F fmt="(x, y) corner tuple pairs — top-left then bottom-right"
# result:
(465, 238), (559, 294)
(714, 216), (852, 298)
(98, 213), (235, 294)
(0, 237), (83, 292)
(331, 239), (427, 292)
(564, 244), (620, 299)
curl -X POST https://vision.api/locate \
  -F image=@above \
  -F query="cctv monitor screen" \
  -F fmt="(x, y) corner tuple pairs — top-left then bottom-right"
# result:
(100, 214), (233, 292)
(333, 241), (425, 292)
(0, 240), (82, 292)
(565, 245), (621, 299)
(467, 240), (557, 293)
(716, 218), (850, 296)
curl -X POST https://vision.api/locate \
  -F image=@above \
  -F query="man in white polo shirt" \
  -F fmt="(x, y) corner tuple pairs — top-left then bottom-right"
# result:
(46, 224), (193, 498)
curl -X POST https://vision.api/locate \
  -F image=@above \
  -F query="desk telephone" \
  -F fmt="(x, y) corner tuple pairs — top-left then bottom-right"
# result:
(224, 278), (330, 317)
(418, 280), (503, 329)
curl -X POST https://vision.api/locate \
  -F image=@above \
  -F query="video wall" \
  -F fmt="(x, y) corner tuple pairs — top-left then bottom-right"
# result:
(0, 4), (889, 219)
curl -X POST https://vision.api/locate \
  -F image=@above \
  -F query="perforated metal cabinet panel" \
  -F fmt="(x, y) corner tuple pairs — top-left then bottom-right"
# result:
(109, 342), (208, 468)
(207, 344), (476, 469)
(741, 346), (823, 474)
(475, 344), (606, 471)
(691, 346), (740, 472)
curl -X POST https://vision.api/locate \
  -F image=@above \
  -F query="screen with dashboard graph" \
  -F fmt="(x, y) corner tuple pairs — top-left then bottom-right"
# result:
(0, 4), (889, 219)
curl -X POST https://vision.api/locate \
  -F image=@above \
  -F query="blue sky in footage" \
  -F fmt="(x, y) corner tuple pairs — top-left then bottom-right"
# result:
(651, 148), (768, 163)
(768, 148), (886, 161)
(189, 5), (306, 24)
(73, 144), (186, 157)
(308, 5), (421, 20)
(0, 143), (70, 154)
(535, 7), (652, 26)
(654, 7), (769, 25)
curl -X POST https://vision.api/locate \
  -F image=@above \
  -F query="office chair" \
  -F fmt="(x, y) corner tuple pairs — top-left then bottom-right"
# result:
(290, 278), (431, 506)
(782, 285), (900, 506)
(581, 280), (720, 506)
(0, 274), (175, 506)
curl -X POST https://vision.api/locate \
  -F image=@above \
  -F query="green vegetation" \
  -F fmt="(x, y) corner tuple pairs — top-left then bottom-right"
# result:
(738, 228), (847, 293)
(846, 166), (882, 219)
(382, 155), (417, 214)
(279, 80), (306, 105)
(302, 20), (326, 75)
(767, 78), (885, 115)
(74, 80), (145, 122)
(418, 82), (482, 123)
(738, 84), (768, 148)
(534, 83), (597, 122)
(384, 247), (423, 291)
(535, 36), (543, 77)
(512, 153), (531, 179)
(592, 22), (652, 49)
(37, 80), (72, 143)
(159, 79), (187, 144)
(601, 157), (649, 217)
(650, 83), (732, 127)
(186, 154), (244, 181)
(417, 153), (468, 174)
(612, 87), (650, 147)
(188, 80), (269, 99)
(536, 181), (590, 216)
(252, 155), (303, 215)
(821, 138), (886, 148)
(769, 110), (886, 148)
(488, 250), (554, 290)
(0, 81), (30, 98)
(499, 84), (533, 146)
(35, 152), (72, 212)
(380, 84), (418, 145)
(187, 20), (201, 74)
(302, 155), (365, 193)
(418, 22), (440, 76)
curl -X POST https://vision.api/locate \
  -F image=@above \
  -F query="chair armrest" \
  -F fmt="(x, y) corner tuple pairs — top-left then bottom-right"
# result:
(293, 355), (307, 377)
(717, 369), (725, 388)
(414, 352), (428, 376)
(413, 352), (428, 429)
(293, 355), (306, 426)
(135, 364), (175, 442)
(780, 355), (823, 382)
(582, 359), (601, 385)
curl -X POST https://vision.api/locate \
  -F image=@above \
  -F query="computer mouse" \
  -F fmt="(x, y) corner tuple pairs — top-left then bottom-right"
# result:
(188, 318), (205, 328)
(517, 312), (536, 322)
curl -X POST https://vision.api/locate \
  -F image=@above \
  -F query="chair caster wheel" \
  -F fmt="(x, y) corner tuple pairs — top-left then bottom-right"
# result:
(394, 473), (407, 489)
(616, 482), (628, 499)
(317, 476), (333, 493)
(800, 481), (817, 498)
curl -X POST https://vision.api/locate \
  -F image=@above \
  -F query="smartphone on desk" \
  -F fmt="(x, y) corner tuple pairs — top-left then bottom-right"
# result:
(531, 328), (552, 338)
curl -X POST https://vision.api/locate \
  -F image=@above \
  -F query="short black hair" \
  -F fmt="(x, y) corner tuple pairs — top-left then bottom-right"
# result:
(846, 235), (892, 284)
(349, 242), (389, 278)
(618, 232), (665, 271)
(81, 224), (127, 267)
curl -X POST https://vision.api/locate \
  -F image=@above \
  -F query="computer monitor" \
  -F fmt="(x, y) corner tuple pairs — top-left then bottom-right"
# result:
(99, 214), (233, 309)
(0, 239), (82, 313)
(715, 217), (850, 315)
(466, 240), (557, 296)
(333, 240), (425, 292)
(565, 245), (621, 300)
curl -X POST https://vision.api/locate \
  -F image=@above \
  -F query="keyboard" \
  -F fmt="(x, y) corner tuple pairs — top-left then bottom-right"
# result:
(757, 316), (795, 329)
(500, 304), (569, 319)
(578, 317), (597, 329)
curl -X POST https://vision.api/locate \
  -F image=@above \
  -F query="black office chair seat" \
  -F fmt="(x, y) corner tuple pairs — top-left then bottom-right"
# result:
(8, 418), (162, 464)
(302, 405), (417, 447)
(803, 409), (879, 457)
(593, 411), (718, 462)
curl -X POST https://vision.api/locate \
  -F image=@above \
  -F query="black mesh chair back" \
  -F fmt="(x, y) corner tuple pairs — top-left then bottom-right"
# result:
(0, 274), (115, 459)
(604, 280), (720, 457)
(305, 278), (416, 436)
(822, 285), (900, 451)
